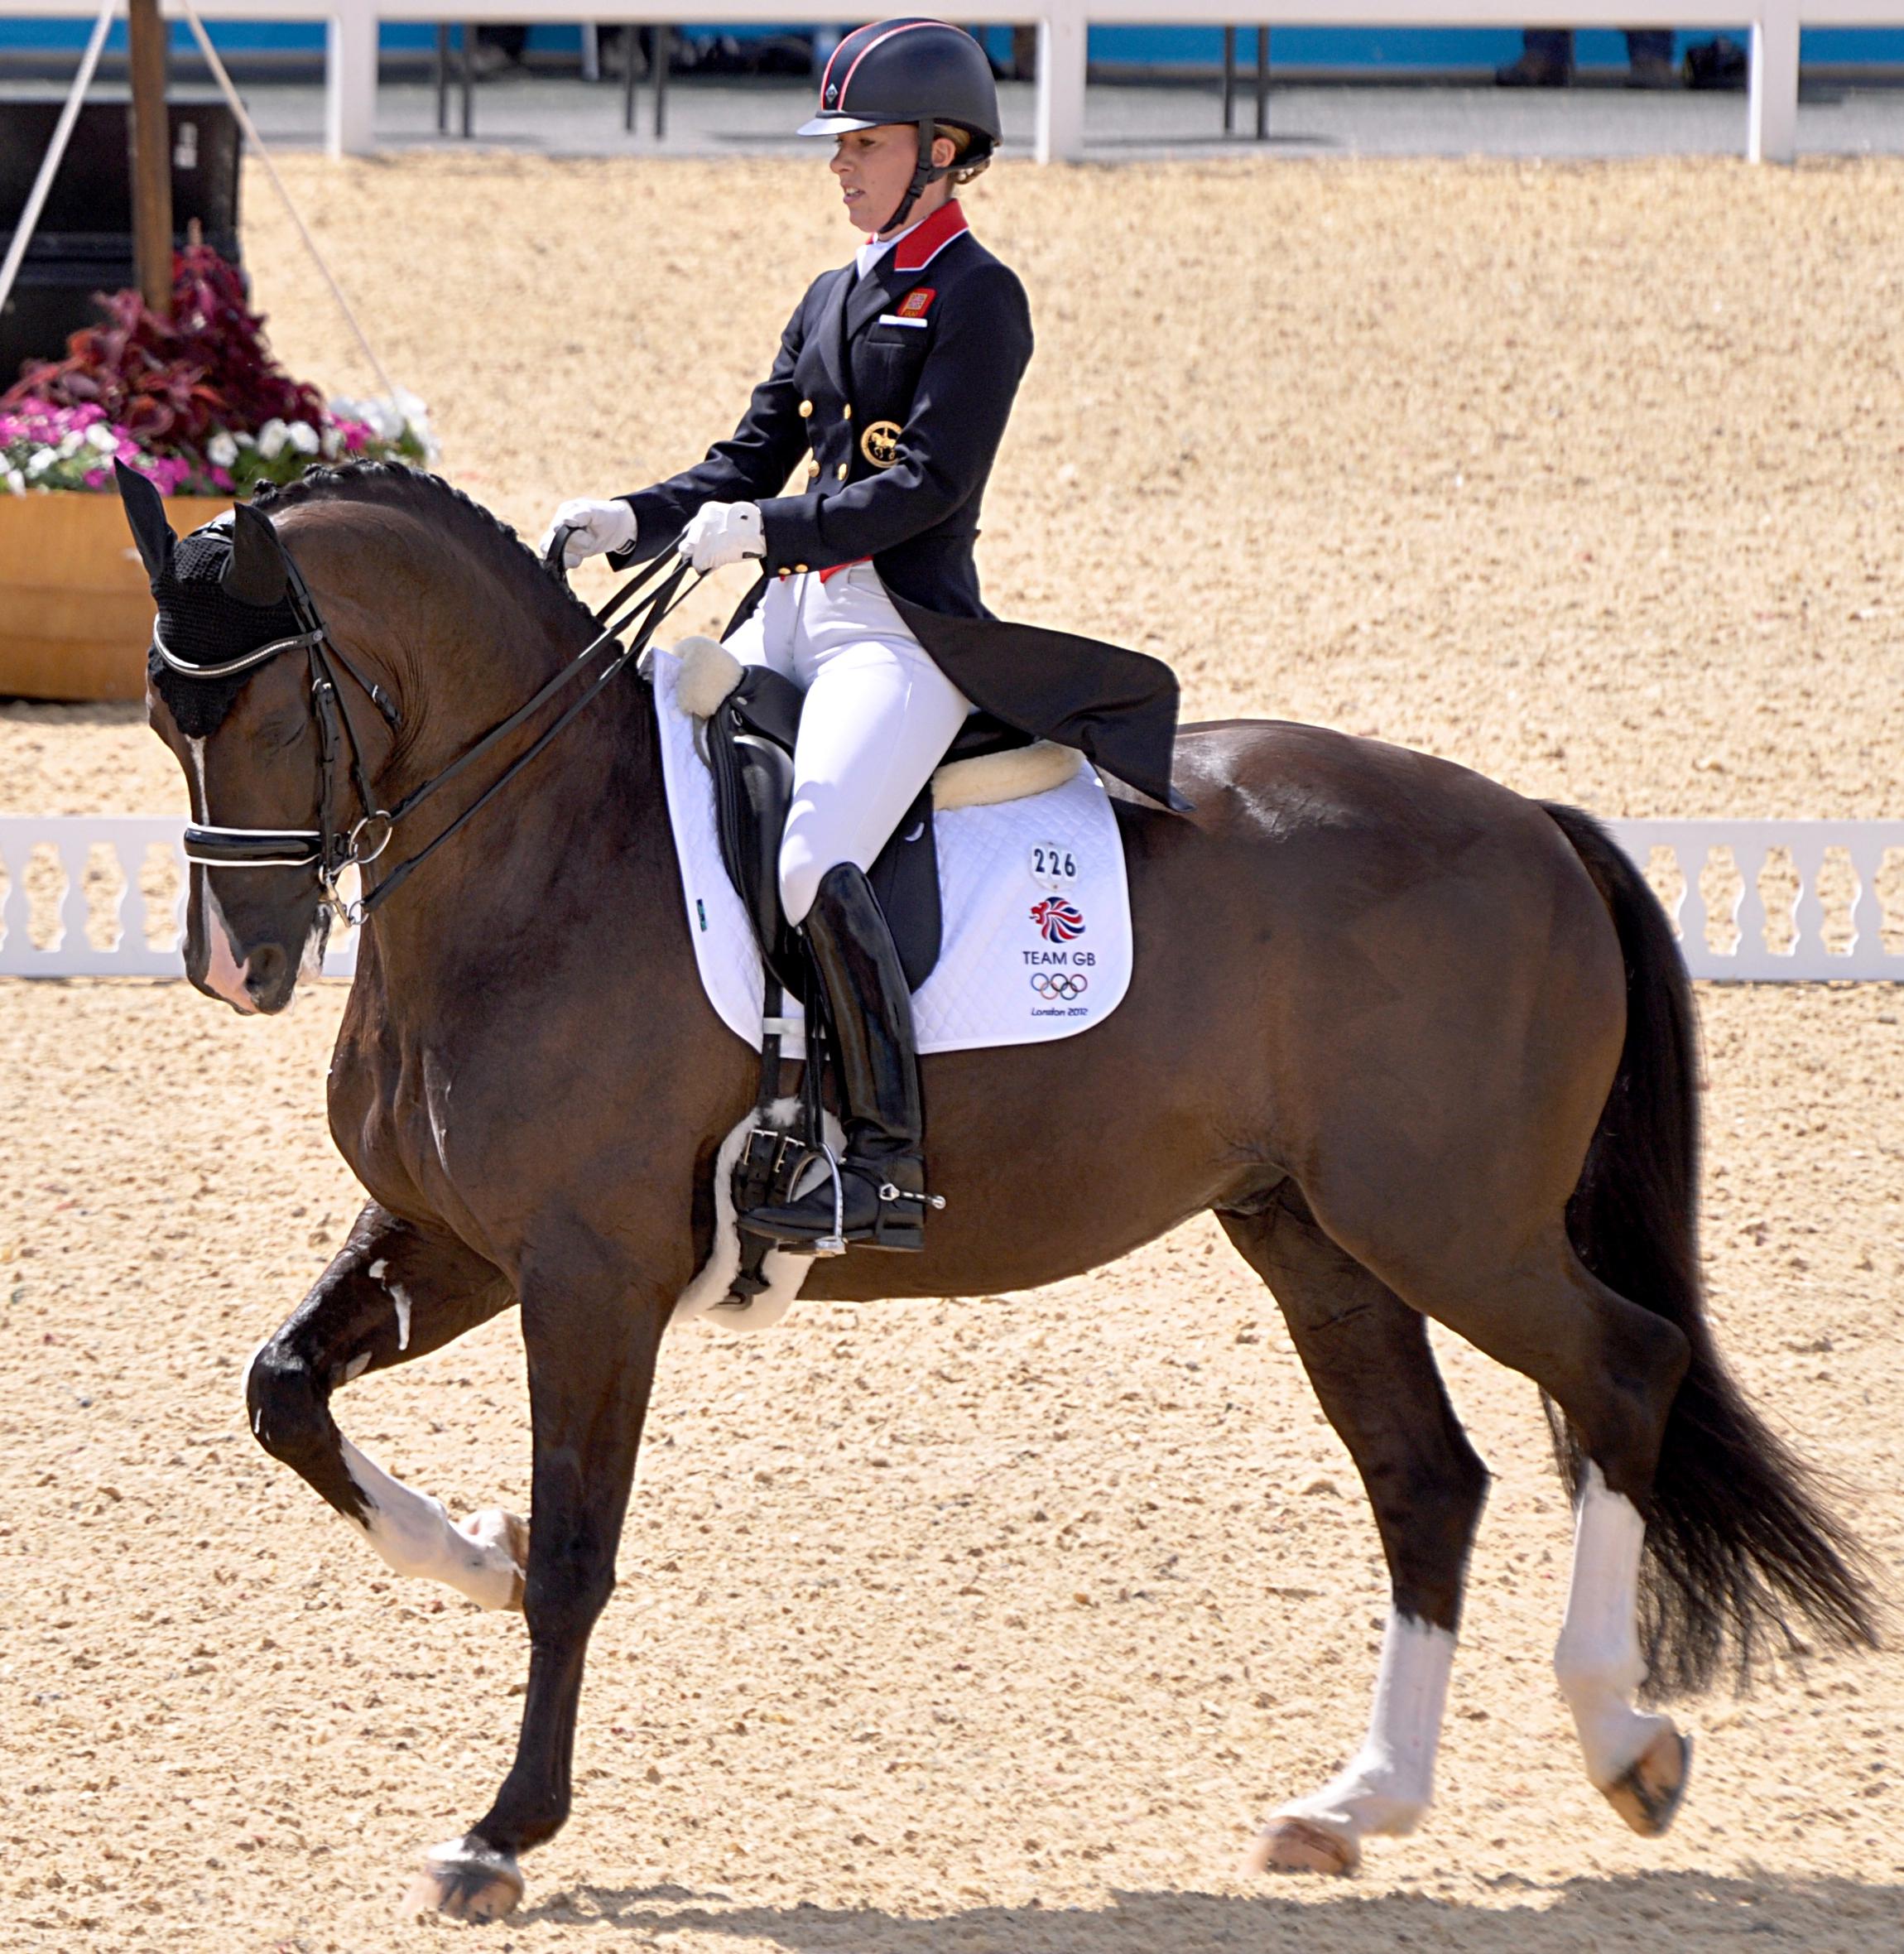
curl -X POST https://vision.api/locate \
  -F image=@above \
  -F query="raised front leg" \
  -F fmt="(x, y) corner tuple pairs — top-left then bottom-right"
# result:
(247, 1202), (523, 1607)
(1222, 1196), (1489, 1877)
(411, 1249), (670, 1923)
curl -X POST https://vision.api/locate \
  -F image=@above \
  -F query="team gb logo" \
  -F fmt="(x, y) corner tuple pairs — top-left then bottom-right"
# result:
(1030, 897), (1087, 944)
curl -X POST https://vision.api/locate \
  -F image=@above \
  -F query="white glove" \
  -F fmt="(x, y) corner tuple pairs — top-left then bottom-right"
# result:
(680, 501), (765, 573)
(539, 497), (637, 570)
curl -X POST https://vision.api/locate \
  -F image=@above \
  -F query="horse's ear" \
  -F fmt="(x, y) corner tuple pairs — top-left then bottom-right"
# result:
(224, 501), (291, 608)
(115, 460), (175, 584)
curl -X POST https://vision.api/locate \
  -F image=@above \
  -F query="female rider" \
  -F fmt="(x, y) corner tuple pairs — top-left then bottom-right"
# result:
(545, 19), (1182, 1257)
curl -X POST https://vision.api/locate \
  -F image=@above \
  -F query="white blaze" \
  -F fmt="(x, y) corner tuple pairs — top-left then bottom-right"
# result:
(200, 880), (257, 1013)
(1554, 1461), (1675, 1787)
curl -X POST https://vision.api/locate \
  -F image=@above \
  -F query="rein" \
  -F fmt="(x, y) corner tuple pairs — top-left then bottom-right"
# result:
(171, 537), (699, 927)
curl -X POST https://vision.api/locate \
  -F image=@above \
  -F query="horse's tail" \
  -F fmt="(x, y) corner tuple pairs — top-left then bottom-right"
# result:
(1541, 801), (1878, 1695)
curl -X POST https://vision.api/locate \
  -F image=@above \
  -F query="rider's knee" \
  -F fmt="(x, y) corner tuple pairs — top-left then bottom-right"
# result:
(777, 840), (826, 929)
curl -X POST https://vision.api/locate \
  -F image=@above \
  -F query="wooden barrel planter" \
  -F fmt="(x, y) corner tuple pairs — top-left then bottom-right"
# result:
(0, 490), (231, 703)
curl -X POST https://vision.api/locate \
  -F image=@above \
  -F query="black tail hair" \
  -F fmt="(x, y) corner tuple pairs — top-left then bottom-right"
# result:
(1542, 801), (1879, 1695)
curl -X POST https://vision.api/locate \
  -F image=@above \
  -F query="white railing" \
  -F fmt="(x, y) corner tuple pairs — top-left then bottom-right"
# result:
(1608, 820), (1904, 980)
(0, 814), (358, 977)
(4, 813), (1899, 982)
(8, 0), (1897, 165)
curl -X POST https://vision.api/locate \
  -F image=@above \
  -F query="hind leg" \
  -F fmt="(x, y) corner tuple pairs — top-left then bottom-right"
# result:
(1554, 1459), (1691, 1833)
(1333, 1215), (1693, 1835)
(247, 1201), (524, 1608)
(1221, 1195), (1489, 1876)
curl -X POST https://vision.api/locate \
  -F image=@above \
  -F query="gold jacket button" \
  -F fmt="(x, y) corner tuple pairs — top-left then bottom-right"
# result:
(842, 404), (853, 421)
(777, 567), (791, 580)
(794, 563), (810, 574)
(806, 460), (820, 479)
(836, 462), (849, 480)
(798, 400), (814, 418)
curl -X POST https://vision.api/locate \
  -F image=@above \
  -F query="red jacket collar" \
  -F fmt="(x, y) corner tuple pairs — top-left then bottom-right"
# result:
(890, 199), (969, 275)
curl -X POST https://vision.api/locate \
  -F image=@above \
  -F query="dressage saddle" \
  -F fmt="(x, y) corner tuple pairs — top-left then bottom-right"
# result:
(703, 661), (1034, 1001)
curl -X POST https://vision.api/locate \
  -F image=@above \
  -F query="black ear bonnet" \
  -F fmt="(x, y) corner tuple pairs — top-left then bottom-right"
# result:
(118, 461), (304, 739)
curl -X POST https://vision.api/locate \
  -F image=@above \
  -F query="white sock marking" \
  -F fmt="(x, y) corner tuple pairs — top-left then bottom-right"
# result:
(1277, 1610), (1454, 1841)
(392, 1285), (412, 1352)
(337, 1437), (520, 1609)
(1554, 1461), (1674, 1787)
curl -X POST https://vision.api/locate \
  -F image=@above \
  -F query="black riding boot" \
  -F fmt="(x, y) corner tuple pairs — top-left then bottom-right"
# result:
(740, 863), (934, 1254)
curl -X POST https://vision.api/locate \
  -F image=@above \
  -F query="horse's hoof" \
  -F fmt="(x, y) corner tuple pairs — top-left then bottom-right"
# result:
(1237, 1815), (1362, 1877)
(456, 1509), (530, 1612)
(405, 1836), (525, 1921)
(1601, 1726), (1692, 1838)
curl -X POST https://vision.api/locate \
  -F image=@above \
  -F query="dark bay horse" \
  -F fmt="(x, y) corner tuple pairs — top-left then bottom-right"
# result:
(129, 464), (1873, 1920)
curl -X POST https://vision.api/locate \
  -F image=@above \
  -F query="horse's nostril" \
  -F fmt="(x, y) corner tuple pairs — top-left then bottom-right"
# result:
(245, 941), (288, 1000)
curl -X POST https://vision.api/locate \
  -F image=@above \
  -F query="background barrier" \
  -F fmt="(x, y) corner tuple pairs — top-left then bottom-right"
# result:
(0, 813), (360, 976)
(3, 813), (1899, 983)
(12, 0), (1904, 165)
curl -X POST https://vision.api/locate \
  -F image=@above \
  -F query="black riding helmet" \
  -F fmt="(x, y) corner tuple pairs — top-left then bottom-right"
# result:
(798, 18), (1002, 233)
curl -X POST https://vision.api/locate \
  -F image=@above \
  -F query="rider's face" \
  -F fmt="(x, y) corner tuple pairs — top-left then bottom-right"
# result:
(829, 124), (955, 238)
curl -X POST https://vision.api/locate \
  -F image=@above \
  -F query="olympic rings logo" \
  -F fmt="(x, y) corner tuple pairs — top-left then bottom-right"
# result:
(1031, 972), (1089, 1001)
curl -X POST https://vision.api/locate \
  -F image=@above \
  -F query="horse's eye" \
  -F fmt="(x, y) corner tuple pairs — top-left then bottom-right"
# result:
(265, 714), (307, 752)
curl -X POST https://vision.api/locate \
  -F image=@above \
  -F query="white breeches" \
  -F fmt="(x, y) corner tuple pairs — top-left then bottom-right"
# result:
(724, 562), (970, 926)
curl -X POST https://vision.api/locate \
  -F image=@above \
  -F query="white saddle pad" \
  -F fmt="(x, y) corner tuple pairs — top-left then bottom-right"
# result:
(651, 645), (1132, 1059)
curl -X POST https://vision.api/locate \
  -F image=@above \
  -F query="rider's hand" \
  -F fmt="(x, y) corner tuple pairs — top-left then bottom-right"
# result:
(539, 497), (637, 570)
(680, 502), (766, 573)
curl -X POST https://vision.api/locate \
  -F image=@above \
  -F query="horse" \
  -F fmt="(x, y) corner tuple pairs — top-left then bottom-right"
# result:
(124, 461), (1873, 1921)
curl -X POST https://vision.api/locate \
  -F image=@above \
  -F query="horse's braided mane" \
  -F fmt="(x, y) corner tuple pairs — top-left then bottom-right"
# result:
(252, 460), (604, 642)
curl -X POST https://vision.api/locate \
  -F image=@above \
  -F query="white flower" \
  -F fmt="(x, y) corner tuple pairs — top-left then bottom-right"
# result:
(4, 469), (22, 495)
(57, 429), (84, 457)
(26, 447), (55, 476)
(207, 430), (239, 468)
(235, 430), (256, 448)
(286, 421), (320, 456)
(320, 423), (343, 459)
(85, 421), (118, 453)
(257, 418), (290, 460)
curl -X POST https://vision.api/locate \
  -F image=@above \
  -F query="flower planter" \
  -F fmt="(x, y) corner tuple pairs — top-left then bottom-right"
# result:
(0, 491), (229, 702)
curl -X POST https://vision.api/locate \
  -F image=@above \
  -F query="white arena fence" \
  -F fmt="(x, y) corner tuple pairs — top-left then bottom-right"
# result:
(17, 0), (1904, 166)
(2, 814), (1901, 983)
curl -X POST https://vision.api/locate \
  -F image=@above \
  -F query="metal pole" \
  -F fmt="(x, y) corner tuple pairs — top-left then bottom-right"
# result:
(623, 26), (639, 134)
(1255, 25), (1270, 142)
(179, 0), (398, 400)
(654, 24), (671, 142)
(460, 22), (475, 139)
(0, 0), (115, 330)
(127, 0), (175, 315)
(1222, 25), (1235, 135)
(436, 23), (450, 135)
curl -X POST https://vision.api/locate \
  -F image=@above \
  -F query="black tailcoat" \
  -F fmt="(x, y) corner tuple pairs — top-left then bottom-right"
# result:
(618, 202), (1185, 810)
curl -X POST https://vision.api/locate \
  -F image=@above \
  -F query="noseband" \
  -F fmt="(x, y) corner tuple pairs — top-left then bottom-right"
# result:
(163, 527), (696, 926)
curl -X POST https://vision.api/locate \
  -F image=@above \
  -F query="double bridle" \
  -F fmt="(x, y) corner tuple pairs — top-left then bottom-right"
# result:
(159, 524), (697, 927)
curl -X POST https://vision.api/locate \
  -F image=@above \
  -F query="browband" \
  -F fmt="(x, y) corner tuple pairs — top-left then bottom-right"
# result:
(153, 623), (327, 680)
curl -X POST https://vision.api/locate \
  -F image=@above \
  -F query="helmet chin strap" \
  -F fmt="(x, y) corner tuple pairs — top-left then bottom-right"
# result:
(879, 117), (947, 238)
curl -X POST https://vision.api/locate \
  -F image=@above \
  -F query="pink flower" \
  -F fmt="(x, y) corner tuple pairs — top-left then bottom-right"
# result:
(209, 465), (233, 491)
(83, 466), (108, 488)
